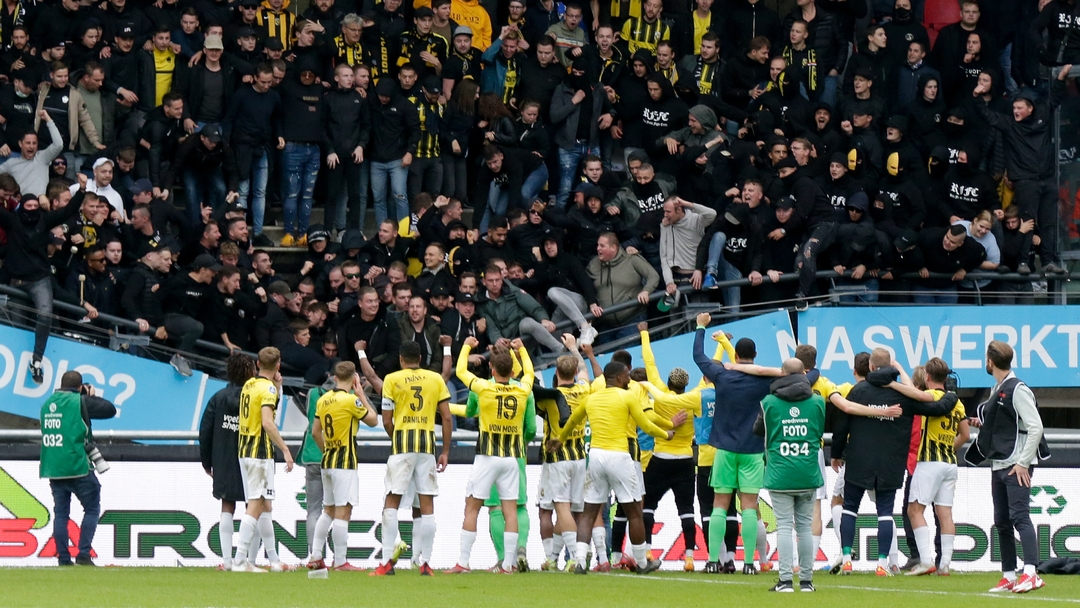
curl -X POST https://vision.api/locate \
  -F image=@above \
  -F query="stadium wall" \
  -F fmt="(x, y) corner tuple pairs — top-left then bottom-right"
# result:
(2, 462), (1078, 571)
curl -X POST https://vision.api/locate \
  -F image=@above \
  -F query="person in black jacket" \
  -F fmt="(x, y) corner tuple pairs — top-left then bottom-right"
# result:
(369, 77), (420, 227)
(278, 54), (325, 245)
(160, 124), (239, 228)
(831, 349), (959, 574)
(341, 285), (402, 378)
(723, 0), (782, 61)
(102, 25), (153, 146)
(475, 144), (547, 235)
(914, 224), (986, 304)
(205, 264), (263, 351)
(140, 92), (186, 195)
(198, 352), (255, 571)
(783, 0), (849, 106)
(0, 182), (85, 383)
(322, 62), (371, 234)
(157, 252), (220, 375)
(972, 65), (1071, 273)
(532, 233), (601, 345)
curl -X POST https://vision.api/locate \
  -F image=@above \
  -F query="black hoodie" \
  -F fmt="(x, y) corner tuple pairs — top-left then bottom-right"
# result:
(613, 50), (654, 149)
(833, 367), (959, 491)
(641, 74), (689, 174)
(942, 144), (1000, 221)
(903, 74), (947, 156)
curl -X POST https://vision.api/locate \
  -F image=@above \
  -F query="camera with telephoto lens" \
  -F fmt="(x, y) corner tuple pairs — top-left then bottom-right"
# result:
(85, 442), (109, 474)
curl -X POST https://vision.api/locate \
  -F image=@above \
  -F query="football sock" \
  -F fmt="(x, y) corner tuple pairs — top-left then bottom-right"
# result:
(725, 515), (740, 562)
(741, 509), (758, 567)
(234, 514), (257, 563)
(543, 538), (554, 561)
(331, 519), (349, 568)
(756, 517), (767, 563)
(878, 516), (894, 567)
(576, 541), (590, 564)
(516, 505), (530, 549)
(592, 527), (609, 564)
(219, 513), (234, 568)
(913, 526), (932, 566)
(831, 505), (844, 542)
(708, 507), (726, 562)
(561, 531), (578, 559)
(381, 508), (398, 566)
(258, 513), (279, 564)
(631, 542), (648, 566)
(310, 512), (332, 562)
(458, 529), (476, 568)
(490, 509), (506, 563)
(889, 524), (899, 566)
(840, 510), (857, 557)
(940, 534), (954, 568)
(502, 533), (518, 571)
(420, 514), (436, 565)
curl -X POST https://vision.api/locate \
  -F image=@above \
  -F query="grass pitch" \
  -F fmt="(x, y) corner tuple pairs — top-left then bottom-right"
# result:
(5, 567), (1080, 608)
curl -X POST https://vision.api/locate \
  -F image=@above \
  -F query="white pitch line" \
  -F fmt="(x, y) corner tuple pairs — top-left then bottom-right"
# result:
(609, 573), (1080, 603)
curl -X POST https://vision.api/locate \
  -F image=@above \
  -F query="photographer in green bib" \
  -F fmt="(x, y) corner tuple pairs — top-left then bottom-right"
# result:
(39, 371), (118, 566)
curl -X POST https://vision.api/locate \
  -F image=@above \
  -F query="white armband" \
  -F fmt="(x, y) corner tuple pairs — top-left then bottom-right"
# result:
(357, 350), (367, 360)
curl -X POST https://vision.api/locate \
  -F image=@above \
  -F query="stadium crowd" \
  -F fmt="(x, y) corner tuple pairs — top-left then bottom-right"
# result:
(0, 0), (1078, 385)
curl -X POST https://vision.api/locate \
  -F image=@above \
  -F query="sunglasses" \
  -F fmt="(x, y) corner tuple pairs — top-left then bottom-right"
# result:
(87, 257), (106, 263)
(344, 273), (361, 279)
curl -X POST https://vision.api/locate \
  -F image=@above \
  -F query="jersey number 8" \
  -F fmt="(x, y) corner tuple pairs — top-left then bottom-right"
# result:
(323, 414), (335, 438)
(241, 394), (251, 419)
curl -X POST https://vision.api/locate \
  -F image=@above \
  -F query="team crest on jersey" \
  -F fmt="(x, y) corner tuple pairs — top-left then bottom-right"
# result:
(789, 406), (800, 418)
(268, 386), (277, 395)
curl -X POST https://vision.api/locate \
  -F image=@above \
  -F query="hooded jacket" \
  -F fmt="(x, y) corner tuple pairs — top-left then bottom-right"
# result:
(368, 84), (421, 163)
(696, 201), (762, 275)
(1032, 0), (1080, 65)
(943, 142), (1000, 220)
(873, 152), (926, 235)
(541, 202), (632, 267)
(752, 66), (813, 137)
(613, 49), (654, 148)
(0, 191), (83, 282)
(833, 367), (959, 491)
(550, 77), (614, 150)
(641, 75), (688, 169)
(903, 74), (947, 156)
(782, 4), (848, 76)
(724, 0), (783, 60)
(587, 247), (660, 325)
(533, 239), (600, 307)
(198, 383), (245, 501)
(720, 50), (770, 107)
(974, 76), (1066, 181)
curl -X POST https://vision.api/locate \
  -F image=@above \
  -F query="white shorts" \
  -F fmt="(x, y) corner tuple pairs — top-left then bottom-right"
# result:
(832, 463), (846, 498)
(909, 461), (958, 507)
(634, 460), (645, 502)
(321, 468), (359, 507)
(465, 455), (518, 501)
(815, 449), (828, 500)
(239, 458), (276, 500)
(385, 452), (439, 497)
(584, 448), (640, 504)
(538, 459), (586, 512)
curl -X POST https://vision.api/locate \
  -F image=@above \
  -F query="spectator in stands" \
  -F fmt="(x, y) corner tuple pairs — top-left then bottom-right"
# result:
(659, 195), (717, 294)
(158, 253), (220, 376)
(477, 260), (565, 354)
(224, 62), (283, 245)
(1, 112), (64, 196)
(914, 223), (987, 304)
(205, 264), (261, 352)
(587, 232), (659, 342)
(164, 124), (239, 228)
(397, 295), (450, 375)
(475, 144), (548, 235)
(550, 57), (614, 208)
(322, 62), (370, 235)
(369, 77), (420, 227)
(343, 285), (402, 378)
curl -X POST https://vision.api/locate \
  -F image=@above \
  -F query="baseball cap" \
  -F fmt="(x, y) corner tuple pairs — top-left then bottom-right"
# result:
(774, 156), (798, 170)
(307, 224), (329, 243)
(117, 22), (136, 38)
(454, 25), (473, 38)
(137, 239), (161, 258)
(854, 67), (875, 81)
(193, 253), (223, 271)
(200, 124), (223, 144)
(421, 74), (441, 94)
(239, 0), (260, 7)
(267, 281), (297, 300)
(375, 78), (396, 97)
(456, 292), (476, 303)
(430, 284), (451, 298)
(204, 34), (224, 50)
(575, 182), (603, 200)
(130, 178), (153, 195)
(774, 196), (795, 210)
(894, 230), (918, 251)
(237, 26), (257, 38)
(414, 6), (434, 19)
(264, 38), (284, 51)
(92, 157), (114, 170)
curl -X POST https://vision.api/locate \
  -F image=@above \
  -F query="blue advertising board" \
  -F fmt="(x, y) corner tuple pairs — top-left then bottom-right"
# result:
(0, 324), (228, 431)
(796, 306), (1080, 388)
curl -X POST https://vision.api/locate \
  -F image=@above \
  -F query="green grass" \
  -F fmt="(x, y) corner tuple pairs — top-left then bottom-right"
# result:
(4, 567), (1080, 607)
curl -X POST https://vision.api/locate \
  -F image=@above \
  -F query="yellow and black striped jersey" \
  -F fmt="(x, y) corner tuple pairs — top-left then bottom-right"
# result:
(501, 54), (518, 105)
(560, 386), (668, 453)
(238, 376), (279, 459)
(316, 389), (368, 469)
(334, 35), (364, 66)
(382, 367), (451, 455)
(415, 100), (444, 158)
(541, 381), (592, 463)
(918, 388), (966, 464)
(620, 16), (669, 55)
(255, 7), (296, 50)
(457, 344), (533, 458)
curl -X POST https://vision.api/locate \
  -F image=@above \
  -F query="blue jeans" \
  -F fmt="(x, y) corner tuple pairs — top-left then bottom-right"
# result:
(183, 168), (226, 228)
(238, 148), (269, 235)
(1000, 44), (1019, 96)
(705, 232), (743, 311)
(370, 159), (409, 226)
(557, 141), (598, 207)
(912, 285), (958, 304)
(18, 276), (54, 360)
(281, 142), (321, 236)
(820, 74), (839, 109)
(479, 164), (548, 234)
(50, 473), (101, 563)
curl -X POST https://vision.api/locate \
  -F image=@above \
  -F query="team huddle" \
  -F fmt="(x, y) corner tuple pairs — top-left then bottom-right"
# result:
(202, 316), (1046, 593)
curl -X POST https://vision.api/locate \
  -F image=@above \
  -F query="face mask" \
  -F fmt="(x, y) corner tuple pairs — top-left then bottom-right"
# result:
(18, 209), (41, 227)
(847, 148), (859, 171)
(894, 6), (912, 21)
(887, 152), (901, 177)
